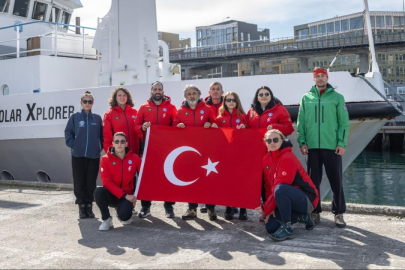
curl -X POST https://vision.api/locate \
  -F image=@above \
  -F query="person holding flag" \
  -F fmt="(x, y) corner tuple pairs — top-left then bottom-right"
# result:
(134, 81), (178, 218)
(173, 84), (218, 220)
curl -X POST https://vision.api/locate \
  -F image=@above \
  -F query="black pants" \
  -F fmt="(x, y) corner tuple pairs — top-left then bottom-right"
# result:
(141, 200), (175, 209)
(307, 149), (346, 214)
(71, 156), (100, 205)
(94, 187), (134, 221)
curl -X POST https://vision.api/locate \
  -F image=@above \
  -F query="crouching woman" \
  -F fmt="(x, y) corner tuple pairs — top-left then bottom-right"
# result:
(256, 129), (319, 241)
(94, 132), (141, 231)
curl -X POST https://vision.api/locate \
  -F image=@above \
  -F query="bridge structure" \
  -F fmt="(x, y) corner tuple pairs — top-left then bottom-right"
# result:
(168, 32), (405, 78)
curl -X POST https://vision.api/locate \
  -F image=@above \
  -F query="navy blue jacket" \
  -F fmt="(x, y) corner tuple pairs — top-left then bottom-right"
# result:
(65, 110), (103, 159)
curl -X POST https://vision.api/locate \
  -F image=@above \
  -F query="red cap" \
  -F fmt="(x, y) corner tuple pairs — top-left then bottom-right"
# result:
(313, 68), (328, 78)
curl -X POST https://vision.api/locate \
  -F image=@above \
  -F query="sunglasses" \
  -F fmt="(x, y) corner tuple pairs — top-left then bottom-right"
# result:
(265, 138), (280, 144)
(114, 140), (126, 144)
(258, 92), (270, 97)
(82, 100), (93, 104)
(225, 98), (236, 103)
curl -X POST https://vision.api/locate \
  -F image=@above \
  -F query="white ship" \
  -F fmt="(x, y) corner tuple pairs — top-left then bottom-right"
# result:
(0, 0), (402, 198)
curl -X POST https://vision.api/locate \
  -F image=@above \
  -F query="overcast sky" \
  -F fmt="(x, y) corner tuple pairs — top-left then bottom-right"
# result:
(73, 0), (405, 46)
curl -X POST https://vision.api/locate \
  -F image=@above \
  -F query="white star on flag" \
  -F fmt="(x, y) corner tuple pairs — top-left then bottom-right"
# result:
(201, 158), (219, 176)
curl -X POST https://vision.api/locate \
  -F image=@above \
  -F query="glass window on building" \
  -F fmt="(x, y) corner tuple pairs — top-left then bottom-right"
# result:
(0, 0), (10, 13)
(179, 43), (182, 48)
(298, 29), (309, 38)
(13, 0), (30, 17)
(247, 33), (250, 41)
(341, 20), (349, 31)
(386, 16), (392, 27)
(167, 41), (171, 49)
(207, 29), (211, 37)
(240, 32), (244, 41)
(198, 30), (202, 39)
(376, 16), (384, 27)
(310, 26), (317, 36)
(222, 29), (225, 43)
(282, 64), (294, 74)
(248, 62), (252, 69)
(233, 27), (237, 41)
(32, 1), (47, 20)
(394, 17), (405, 26)
(226, 27), (231, 42)
(396, 54), (404, 61)
(202, 30), (206, 38)
(350, 17), (364, 29)
(259, 35), (262, 40)
(370, 16), (375, 27)
(60, 11), (71, 29)
(49, 7), (60, 22)
(202, 39), (206, 46)
(197, 40), (201, 47)
(335, 21), (340, 32)
(327, 22), (334, 34)
(207, 37), (211, 45)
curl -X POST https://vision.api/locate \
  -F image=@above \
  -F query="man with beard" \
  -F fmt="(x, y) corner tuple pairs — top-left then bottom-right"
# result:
(134, 81), (178, 218)
(173, 84), (218, 220)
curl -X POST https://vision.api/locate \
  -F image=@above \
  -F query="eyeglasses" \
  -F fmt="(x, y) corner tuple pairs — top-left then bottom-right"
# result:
(113, 140), (126, 144)
(265, 138), (280, 144)
(82, 100), (93, 104)
(225, 98), (236, 103)
(258, 92), (270, 97)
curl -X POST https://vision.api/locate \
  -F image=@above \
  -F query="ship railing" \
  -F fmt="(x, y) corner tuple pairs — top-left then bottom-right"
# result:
(0, 21), (97, 60)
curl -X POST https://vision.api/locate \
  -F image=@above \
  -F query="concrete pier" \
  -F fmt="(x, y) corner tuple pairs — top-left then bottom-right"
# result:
(1, 186), (405, 269)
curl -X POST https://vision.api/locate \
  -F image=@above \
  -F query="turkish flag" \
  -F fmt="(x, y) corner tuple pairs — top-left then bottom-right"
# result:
(135, 126), (265, 209)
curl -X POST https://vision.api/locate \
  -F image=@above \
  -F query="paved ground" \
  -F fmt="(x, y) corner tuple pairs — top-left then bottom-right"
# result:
(1, 186), (405, 269)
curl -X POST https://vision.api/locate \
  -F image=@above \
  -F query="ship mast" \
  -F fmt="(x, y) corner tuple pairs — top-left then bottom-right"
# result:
(362, 0), (380, 73)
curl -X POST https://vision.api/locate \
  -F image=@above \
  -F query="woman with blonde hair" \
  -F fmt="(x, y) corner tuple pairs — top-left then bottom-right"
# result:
(65, 90), (103, 219)
(103, 87), (140, 156)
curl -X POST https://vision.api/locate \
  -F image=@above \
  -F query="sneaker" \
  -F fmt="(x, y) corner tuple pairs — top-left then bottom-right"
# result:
(200, 205), (208, 213)
(232, 207), (239, 214)
(312, 212), (321, 223)
(334, 214), (346, 228)
(165, 208), (175, 218)
(207, 209), (217, 221)
(239, 208), (248, 221)
(182, 209), (197, 220)
(298, 214), (315, 230)
(99, 217), (113, 231)
(138, 207), (151, 218)
(269, 222), (294, 241)
(224, 207), (234, 220)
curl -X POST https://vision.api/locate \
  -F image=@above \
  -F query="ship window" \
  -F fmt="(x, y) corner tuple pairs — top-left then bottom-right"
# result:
(60, 11), (71, 29)
(12, 0), (30, 17)
(0, 0), (10, 13)
(49, 6), (60, 22)
(32, 1), (47, 21)
(2, 84), (9, 95)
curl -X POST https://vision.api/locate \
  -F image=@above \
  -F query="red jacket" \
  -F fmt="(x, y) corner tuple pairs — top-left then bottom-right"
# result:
(262, 141), (319, 215)
(134, 96), (177, 134)
(99, 148), (141, 199)
(173, 100), (216, 127)
(204, 96), (223, 117)
(103, 105), (140, 155)
(247, 104), (294, 135)
(216, 109), (248, 128)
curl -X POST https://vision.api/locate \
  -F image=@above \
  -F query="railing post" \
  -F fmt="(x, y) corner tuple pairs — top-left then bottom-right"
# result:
(82, 28), (85, 59)
(16, 26), (20, 58)
(54, 25), (58, 57)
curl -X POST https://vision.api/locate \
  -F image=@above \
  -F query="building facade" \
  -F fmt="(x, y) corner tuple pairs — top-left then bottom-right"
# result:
(158, 31), (191, 49)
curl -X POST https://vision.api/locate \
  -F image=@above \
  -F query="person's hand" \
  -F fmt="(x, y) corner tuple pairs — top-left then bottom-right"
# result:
(177, 123), (185, 128)
(300, 144), (308, 155)
(264, 210), (276, 224)
(267, 125), (273, 130)
(125, 194), (136, 203)
(237, 123), (246, 129)
(255, 206), (264, 215)
(211, 123), (218, 128)
(142, 122), (151, 131)
(204, 122), (211, 128)
(335, 146), (345, 156)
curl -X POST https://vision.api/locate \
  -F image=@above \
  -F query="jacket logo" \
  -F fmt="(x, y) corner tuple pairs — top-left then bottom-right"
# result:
(79, 121), (85, 127)
(266, 165), (269, 170)
(101, 167), (104, 172)
(112, 161), (116, 165)
(282, 171), (287, 176)
(128, 160), (132, 164)
(148, 108), (152, 111)
(274, 173), (276, 178)
(115, 117), (119, 120)
(163, 108), (167, 112)
(268, 113), (273, 116)
(91, 123), (97, 126)
(163, 113), (166, 118)
(200, 110), (204, 114)
(185, 112), (189, 116)
(200, 116), (204, 121)
(267, 118), (271, 122)
(132, 115), (136, 118)
(128, 166), (132, 172)
(222, 120), (226, 123)
(236, 119), (241, 123)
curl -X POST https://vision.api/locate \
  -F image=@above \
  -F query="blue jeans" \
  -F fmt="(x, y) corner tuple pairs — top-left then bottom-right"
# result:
(265, 184), (309, 233)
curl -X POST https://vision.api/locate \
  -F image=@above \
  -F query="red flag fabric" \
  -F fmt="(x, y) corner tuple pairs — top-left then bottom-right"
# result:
(135, 126), (265, 209)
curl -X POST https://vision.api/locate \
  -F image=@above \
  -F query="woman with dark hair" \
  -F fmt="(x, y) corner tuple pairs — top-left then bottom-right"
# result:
(216, 91), (249, 220)
(256, 129), (319, 241)
(247, 86), (293, 135)
(65, 91), (103, 219)
(103, 87), (140, 156)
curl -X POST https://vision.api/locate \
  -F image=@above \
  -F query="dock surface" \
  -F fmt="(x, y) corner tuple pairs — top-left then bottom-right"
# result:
(1, 186), (405, 269)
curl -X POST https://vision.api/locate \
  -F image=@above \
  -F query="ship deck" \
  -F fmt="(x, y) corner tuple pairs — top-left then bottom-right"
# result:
(1, 186), (405, 269)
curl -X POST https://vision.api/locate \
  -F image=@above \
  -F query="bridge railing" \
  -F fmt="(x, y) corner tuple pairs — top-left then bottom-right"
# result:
(169, 32), (405, 62)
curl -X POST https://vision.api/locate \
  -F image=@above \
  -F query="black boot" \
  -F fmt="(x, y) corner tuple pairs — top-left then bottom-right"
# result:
(79, 204), (87, 219)
(239, 208), (248, 220)
(86, 203), (95, 218)
(224, 207), (234, 220)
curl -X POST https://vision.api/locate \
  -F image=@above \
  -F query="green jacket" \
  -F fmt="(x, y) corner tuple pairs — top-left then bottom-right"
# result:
(297, 84), (350, 150)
